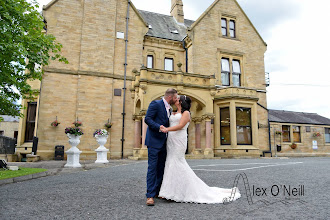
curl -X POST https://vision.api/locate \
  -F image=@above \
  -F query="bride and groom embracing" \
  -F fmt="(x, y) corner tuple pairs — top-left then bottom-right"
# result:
(144, 88), (241, 206)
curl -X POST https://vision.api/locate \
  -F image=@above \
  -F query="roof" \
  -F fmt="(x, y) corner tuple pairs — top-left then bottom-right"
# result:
(138, 10), (194, 41)
(0, 115), (20, 122)
(269, 110), (330, 126)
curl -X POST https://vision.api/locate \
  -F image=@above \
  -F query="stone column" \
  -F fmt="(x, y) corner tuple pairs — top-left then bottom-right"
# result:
(230, 101), (237, 147)
(134, 116), (142, 149)
(203, 114), (215, 158)
(139, 115), (148, 159)
(191, 117), (202, 156)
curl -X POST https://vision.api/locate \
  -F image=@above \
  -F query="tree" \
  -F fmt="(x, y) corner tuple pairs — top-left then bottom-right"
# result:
(0, 0), (68, 121)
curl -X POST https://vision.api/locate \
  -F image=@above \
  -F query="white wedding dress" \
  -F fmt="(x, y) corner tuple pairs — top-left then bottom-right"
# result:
(158, 113), (241, 203)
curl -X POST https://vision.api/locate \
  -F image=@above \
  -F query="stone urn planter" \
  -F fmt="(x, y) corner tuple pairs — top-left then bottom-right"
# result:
(93, 129), (109, 163)
(65, 133), (83, 168)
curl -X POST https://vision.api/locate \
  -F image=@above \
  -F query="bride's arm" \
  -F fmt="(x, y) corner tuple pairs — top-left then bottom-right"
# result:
(166, 111), (190, 132)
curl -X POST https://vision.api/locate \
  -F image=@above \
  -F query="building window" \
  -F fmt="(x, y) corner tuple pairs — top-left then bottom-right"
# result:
(25, 102), (37, 142)
(293, 126), (301, 143)
(306, 126), (311, 132)
(236, 107), (252, 145)
(325, 128), (330, 143)
(147, 55), (153, 68)
(221, 18), (227, 36)
(232, 60), (241, 86)
(221, 18), (236, 38)
(220, 107), (231, 145)
(221, 58), (241, 86)
(229, 20), (236, 38)
(164, 58), (174, 71)
(221, 58), (230, 86)
(282, 125), (290, 142)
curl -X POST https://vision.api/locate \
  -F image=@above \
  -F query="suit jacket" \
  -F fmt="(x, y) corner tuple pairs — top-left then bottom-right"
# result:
(145, 99), (169, 149)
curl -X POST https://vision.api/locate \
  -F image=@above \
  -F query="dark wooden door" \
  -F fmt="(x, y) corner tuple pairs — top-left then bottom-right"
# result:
(25, 102), (37, 142)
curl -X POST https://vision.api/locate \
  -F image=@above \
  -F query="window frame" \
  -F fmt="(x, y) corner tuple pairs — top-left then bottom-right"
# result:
(147, 55), (154, 69)
(232, 59), (241, 87)
(236, 107), (252, 145)
(220, 107), (231, 145)
(164, 57), (174, 71)
(229, 20), (236, 38)
(282, 125), (291, 142)
(221, 16), (236, 39)
(292, 126), (301, 143)
(221, 18), (227, 36)
(221, 58), (230, 86)
(325, 127), (330, 143)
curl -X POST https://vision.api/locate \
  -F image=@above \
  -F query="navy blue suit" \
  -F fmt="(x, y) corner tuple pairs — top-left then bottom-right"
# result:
(145, 99), (169, 198)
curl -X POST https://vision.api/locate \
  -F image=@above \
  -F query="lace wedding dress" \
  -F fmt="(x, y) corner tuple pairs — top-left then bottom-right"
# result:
(158, 113), (241, 203)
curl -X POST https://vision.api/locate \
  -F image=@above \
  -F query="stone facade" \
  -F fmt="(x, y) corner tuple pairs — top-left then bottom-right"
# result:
(18, 0), (271, 160)
(0, 116), (19, 139)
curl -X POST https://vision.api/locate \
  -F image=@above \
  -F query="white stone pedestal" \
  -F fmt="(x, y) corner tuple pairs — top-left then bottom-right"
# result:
(95, 135), (109, 163)
(65, 134), (82, 168)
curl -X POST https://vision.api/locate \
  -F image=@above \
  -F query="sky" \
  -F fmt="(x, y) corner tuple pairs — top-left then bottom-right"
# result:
(36, 0), (330, 118)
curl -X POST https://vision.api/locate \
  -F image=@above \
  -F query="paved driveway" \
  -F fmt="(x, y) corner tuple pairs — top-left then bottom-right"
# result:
(0, 157), (329, 219)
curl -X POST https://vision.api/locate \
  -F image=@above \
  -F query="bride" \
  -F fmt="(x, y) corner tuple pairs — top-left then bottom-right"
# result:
(158, 95), (241, 203)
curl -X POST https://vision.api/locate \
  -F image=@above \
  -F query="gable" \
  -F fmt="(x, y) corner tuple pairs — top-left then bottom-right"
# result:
(189, 0), (266, 46)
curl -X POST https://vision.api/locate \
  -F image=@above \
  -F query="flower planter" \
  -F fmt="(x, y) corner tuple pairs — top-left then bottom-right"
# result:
(64, 134), (82, 168)
(95, 135), (109, 163)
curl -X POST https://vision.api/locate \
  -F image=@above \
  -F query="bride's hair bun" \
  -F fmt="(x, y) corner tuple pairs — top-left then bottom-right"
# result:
(179, 95), (191, 113)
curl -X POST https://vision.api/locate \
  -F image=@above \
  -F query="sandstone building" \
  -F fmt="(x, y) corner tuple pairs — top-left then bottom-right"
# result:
(17, 0), (272, 160)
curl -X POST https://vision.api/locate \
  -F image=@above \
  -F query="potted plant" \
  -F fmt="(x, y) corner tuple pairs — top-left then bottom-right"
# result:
(64, 127), (84, 168)
(93, 129), (109, 163)
(72, 121), (83, 127)
(51, 120), (60, 127)
(104, 122), (112, 129)
(275, 131), (283, 135)
(290, 143), (297, 149)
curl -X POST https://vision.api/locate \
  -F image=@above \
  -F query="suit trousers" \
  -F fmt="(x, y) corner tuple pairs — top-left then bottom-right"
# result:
(146, 142), (167, 198)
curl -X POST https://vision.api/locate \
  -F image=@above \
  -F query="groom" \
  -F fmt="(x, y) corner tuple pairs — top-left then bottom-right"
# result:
(145, 88), (178, 206)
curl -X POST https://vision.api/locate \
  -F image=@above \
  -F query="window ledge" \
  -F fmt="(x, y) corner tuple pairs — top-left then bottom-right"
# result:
(220, 36), (241, 42)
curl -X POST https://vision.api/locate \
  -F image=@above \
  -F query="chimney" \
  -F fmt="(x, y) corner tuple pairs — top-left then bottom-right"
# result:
(171, 0), (184, 24)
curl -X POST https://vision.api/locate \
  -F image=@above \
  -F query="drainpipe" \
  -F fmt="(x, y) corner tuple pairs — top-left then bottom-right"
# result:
(257, 103), (272, 156)
(182, 39), (188, 72)
(121, 0), (130, 159)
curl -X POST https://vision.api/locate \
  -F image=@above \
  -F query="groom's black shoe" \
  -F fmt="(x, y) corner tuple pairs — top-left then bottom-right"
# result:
(146, 198), (155, 206)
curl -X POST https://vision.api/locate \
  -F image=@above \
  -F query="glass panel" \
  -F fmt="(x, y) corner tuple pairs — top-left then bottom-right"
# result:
(221, 18), (227, 27)
(147, 56), (153, 68)
(237, 126), (252, 145)
(220, 107), (230, 126)
(236, 108), (251, 126)
(222, 28), (227, 36)
(221, 58), (230, 71)
(232, 60), (241, 73)
(221, 72), (229, 86)
(282, 125), (290, 142)
(230, 30), (235, 38)
(233, 74), (240, 87)
(306, 126), (311, 132)
(236, 107), (252, 145)
(229, 20), (235, 29)
(220, 107), (231, 145)
(164, 58), (173, 71)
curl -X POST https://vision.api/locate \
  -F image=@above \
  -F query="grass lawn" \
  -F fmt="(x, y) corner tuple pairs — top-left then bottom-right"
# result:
(0, 167), (47, 180)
